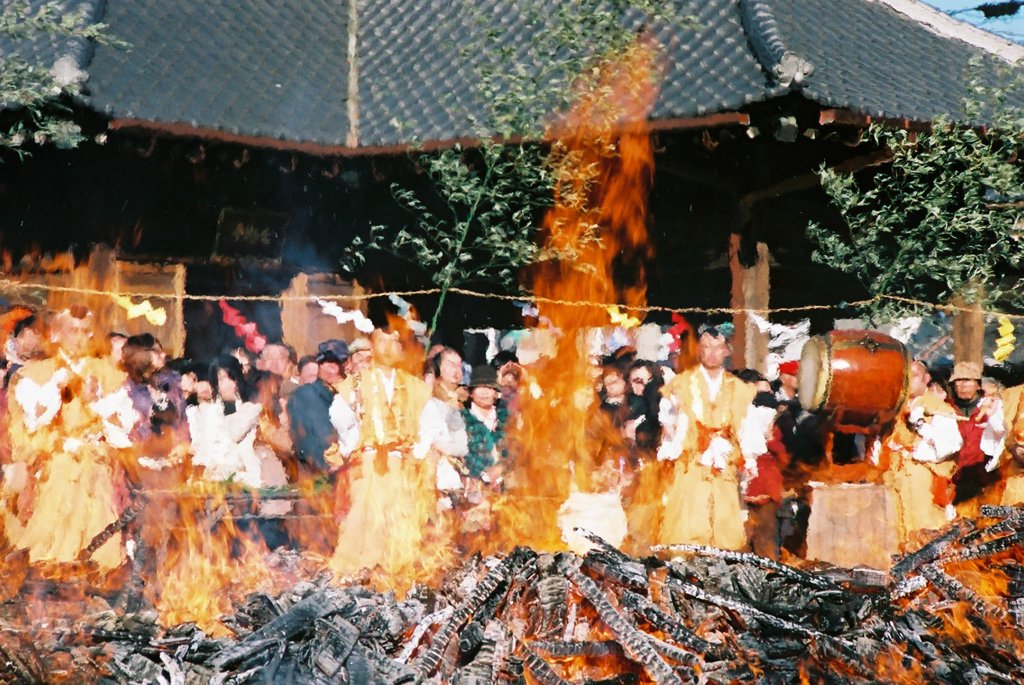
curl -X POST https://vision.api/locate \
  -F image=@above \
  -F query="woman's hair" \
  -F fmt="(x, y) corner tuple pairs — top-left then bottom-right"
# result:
(209, 353), (252, 402)
(121, 333), (159, 383)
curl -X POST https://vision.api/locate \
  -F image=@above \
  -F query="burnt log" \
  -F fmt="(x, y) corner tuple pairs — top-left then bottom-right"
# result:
(618, 591), (711, 658)
(890, 519), (976, 577)
(77, 502), (143, 563)
(519, 642), (572, 685)
(412, 548), (533, 680)
(565, 565), (683, 685)
(531, 640), (624, 658)
(210, 587), (350, 671)
(918, 563), (1007, 619)
(652, 544), (838, 592)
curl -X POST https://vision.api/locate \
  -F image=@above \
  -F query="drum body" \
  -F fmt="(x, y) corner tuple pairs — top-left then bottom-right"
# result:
(798, 330), (910, 430)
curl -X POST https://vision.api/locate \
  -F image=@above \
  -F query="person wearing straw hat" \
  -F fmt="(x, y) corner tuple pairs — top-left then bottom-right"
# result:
(948, 360), (1005, 514)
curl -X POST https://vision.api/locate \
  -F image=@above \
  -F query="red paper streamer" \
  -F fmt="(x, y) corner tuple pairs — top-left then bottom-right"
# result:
(667, 313), (689, 353)
(218, 300), (266, 354)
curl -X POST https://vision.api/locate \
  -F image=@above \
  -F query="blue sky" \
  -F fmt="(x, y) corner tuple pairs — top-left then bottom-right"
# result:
(925, 1), (1024, 42)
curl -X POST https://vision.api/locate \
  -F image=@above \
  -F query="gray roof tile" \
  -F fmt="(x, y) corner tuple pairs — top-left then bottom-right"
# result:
(2, 0), (1020, 150)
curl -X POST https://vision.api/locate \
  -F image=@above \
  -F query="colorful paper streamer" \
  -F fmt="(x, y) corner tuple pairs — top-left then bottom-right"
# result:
(113, 295), (167, 326)
(218, 300), (266, 353)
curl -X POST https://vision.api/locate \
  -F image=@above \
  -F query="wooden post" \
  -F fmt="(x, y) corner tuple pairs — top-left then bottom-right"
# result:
(729, 235), (769, 372)
(952, 294), (985, 367)
(280, 273), (366, 356)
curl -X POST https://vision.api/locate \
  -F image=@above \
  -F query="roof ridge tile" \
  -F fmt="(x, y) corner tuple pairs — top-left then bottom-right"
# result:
(738, 0), (814, 90)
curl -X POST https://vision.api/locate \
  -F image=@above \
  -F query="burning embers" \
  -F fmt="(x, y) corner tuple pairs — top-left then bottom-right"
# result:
(4, 509), (1024, 683)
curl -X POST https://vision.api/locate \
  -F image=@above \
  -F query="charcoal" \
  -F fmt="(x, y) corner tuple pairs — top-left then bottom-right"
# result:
(458, 620), (485, 657)
(397, 605), (454, 663)
(109, 652), (163, 683)
(979, 505), (1024, 519)
(583, 676), (640, 685)
(939, 530), (1024, 564)
(310, 615), (359, 678)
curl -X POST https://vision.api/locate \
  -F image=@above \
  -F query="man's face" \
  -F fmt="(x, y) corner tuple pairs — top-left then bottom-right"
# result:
(954, 378), (980, 401)
(346, 350), (372, 375)
(56, 316), (93, 356)
(438, 351), (462, 387)
(319, 360), (343, 385)
(603, 371), (626, 399)
(371, 331), (402, 368)
(260, 344), (291, 377)
(299, 360), (319, 384)
(908, 362), (930, 398)
(780, 372), (798, 393)
(152, 344), (167, 371)
(628, 367), (651, 395)
(697, 334), (729, 370)
(109, 335), (127, 362)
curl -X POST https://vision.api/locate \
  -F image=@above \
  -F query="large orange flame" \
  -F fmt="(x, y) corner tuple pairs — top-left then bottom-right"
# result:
(489, 36), (661, 554)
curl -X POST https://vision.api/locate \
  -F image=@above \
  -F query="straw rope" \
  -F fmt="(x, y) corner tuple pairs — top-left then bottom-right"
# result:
(0, 276), (1015, 319)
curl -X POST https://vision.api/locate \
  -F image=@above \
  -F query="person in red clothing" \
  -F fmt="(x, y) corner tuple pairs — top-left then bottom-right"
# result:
(948, 361), (1005, 513)
(742, 388), (788, 559)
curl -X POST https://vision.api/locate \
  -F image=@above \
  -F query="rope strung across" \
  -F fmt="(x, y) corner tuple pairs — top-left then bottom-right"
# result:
(0, 277), (1013, 318)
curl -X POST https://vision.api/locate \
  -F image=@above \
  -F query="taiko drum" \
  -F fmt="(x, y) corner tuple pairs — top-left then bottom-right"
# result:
(797, 330), (910, 430)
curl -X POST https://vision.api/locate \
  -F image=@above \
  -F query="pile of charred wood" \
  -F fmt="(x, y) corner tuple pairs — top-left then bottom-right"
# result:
(4, 505), (1024, 684)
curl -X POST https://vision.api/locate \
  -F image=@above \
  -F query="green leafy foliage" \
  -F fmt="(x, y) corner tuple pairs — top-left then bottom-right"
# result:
(0, 0), (125, 153)
(809, 74), (1024, 321)
(341, 0), (693, 332)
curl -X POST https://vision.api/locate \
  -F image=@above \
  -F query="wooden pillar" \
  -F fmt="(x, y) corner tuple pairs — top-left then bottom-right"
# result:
(729, 235), (769, 372)
(952, 295), (985, 367)
(280, 273), (366, 357)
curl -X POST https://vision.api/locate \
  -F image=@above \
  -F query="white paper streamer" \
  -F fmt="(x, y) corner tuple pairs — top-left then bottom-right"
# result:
(316, 299), (375, 333)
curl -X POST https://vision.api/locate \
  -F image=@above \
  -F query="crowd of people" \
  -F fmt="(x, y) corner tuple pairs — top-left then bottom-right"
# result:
(0, 303), (1022, 586)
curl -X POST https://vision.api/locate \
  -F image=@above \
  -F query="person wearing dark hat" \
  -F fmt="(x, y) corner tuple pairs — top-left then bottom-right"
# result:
(285, 338), (350, 475)
(316, 339), (349, 390)
(948, 360), (1005, 511)
(462, 366), (510, 481)
(457, 365), (512, 541)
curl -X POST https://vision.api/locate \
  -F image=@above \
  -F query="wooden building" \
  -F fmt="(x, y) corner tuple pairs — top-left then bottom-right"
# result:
(0, 0), (1021, 362)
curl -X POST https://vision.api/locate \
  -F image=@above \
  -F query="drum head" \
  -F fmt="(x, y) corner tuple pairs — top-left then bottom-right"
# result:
(798, 336), (828, 412)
